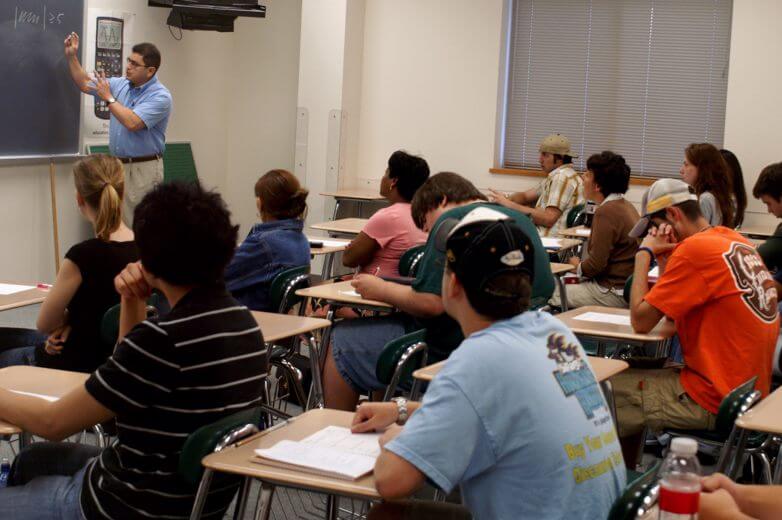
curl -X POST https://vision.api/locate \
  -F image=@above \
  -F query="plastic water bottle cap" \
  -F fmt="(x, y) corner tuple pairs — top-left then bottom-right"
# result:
(670, 437), (698, 455)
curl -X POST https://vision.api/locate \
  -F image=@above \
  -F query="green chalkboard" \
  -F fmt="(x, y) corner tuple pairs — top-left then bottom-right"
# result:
(85, 141), (198, 184)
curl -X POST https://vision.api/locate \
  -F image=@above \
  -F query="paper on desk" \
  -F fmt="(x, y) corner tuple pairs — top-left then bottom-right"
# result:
(301, 426), (381, 457)
(573, 311), (631, 326)
(648, 266), (659, 279)
(319, 239), (351, 247)
(0, 283), (35, 295)
(576, 228), (591, 236)
(541, 237), (562, 249)
(339, 290), (362, 298)
(9, 390), (59, 402)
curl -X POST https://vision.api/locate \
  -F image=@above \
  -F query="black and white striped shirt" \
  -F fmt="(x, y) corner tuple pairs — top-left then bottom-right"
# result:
(80, 284), (266, 519)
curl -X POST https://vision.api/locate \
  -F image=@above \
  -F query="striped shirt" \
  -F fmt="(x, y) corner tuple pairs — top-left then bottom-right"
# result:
(535, 164), (585, 237)
(80, 284), (266, 519)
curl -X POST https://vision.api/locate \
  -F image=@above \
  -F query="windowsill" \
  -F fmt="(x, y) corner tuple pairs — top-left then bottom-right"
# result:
(489, 167), (657, 186)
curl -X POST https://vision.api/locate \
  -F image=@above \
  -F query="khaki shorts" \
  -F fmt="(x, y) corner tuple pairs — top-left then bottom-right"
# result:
(610, 368), (716, 437)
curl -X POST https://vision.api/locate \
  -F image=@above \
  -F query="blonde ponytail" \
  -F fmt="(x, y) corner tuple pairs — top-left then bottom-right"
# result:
(73, 154), (125, 241)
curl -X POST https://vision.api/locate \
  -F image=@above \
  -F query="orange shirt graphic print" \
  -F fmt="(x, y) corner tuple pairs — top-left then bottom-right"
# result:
(723, 242), (778, 323)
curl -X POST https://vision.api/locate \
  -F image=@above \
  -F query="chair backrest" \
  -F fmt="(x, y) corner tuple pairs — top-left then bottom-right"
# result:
(623, 275), (634, 304)
(566, 203), (586, 228)
(714, 376), (759, 435)
(269, 265), (311, 314)
(375, 329), (427, 386)
(607, 461), (661, 520)
(99, 293), (162, 347)
(399, 245), (426, 277)
(178, 406), (262, 486)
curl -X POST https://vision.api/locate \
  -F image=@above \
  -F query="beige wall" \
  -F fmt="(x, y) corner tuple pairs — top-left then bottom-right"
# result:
(0, 0), (301, 282)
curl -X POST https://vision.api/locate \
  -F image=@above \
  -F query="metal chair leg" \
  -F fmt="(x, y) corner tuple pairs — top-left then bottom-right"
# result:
(232, 476), (253, 520)
(306, 333), (325, 409)
(189, 469), (214, 520)
(774, 443), (782, 484)
(326, 495), (339, 520)
(757, 452), (773, 484)
(728, 429), (750, 480)
(253, 484), (275, 520)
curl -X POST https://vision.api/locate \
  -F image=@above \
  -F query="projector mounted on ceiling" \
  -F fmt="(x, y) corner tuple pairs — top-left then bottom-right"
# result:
(149, 1), (266, 32)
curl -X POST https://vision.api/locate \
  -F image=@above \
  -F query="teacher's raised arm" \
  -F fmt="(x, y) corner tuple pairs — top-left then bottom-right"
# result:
(64, 33), (93, 94)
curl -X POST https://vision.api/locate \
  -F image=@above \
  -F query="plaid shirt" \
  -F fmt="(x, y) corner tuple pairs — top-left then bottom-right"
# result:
(535, 164), (584, 236)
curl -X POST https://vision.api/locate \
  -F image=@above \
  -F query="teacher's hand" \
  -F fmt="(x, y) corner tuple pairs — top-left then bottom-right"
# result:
(94, 71), (112, 102)
(64, 32), (80, 57)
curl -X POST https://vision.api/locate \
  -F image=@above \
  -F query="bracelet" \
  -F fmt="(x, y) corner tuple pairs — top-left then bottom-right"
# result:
(636, 247), (655, 260)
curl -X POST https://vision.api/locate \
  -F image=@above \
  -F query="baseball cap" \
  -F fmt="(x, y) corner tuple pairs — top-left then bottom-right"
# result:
(434, 206), (535, 299)
(629, 178), (698, 238)
(539, 133), (578, 158)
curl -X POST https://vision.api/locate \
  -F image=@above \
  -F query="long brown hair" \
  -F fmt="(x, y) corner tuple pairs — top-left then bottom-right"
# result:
(685, 143), (734, 227)
(73, 154), (125, 241)
(254, 169), (308, 220)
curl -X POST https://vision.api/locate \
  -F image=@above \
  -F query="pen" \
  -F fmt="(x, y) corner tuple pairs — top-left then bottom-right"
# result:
(37, 283), (52, 290)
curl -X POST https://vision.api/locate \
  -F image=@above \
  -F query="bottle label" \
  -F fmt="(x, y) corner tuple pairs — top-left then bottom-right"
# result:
(659, 485), (699, 514)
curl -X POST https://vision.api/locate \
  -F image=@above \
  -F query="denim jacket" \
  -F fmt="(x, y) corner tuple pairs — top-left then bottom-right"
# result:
(225, 219), (311, 311)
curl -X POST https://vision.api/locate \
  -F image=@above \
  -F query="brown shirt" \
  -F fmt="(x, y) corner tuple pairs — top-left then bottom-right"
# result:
(580, 197), (640, 288)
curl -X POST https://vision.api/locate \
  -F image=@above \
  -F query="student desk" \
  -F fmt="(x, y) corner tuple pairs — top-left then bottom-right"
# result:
(555, 306), (675, 358)
(307, 236), (351, 280)
(310, 218), (369, 237)
(738, 225), (775, 240)
(0, 366), (89, 440)
(201, 408), (379, 519)
(320, 189), (385, 220)
(558, 225), (591, 239)
(0, 283), (49, 312)
(251, 312), (332, 410)
(549, 262), (576, 311)
(542, 237), (581, 253)
(734, 386), (782, 483)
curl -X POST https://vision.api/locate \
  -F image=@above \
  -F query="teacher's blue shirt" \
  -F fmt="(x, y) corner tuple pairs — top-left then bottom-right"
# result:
(102, 76), (172, 157)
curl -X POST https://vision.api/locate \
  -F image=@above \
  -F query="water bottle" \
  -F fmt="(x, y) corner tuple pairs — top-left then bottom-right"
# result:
(658, 437), (701, 519)
(0, 457), (10, 488)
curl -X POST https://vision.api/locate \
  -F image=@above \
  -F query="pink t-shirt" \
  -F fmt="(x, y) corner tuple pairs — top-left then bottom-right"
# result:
(360, 202), (427, 277)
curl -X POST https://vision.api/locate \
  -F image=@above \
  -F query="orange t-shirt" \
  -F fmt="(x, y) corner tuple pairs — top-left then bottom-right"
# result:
(645, 227), (779, 414)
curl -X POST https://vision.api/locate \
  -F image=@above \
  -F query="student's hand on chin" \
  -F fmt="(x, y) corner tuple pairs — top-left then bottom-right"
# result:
(641, 225), (676, 256)
(351, 402), (398, 433)
(115, 261), (153, 300)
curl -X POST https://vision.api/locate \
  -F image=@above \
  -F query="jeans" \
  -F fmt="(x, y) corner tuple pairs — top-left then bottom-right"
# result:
(0, 327), (44, 368)
(0, 442), (102, 520)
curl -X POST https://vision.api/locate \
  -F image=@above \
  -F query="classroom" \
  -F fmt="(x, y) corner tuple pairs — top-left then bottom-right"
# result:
(1, 0), (781, 518)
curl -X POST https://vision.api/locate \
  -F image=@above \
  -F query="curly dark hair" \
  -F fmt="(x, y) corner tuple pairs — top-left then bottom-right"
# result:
(387, 151), (430, 202)
(753, 162), (782, 201)
(133, 182), (238, 286)
(586, 151), (631, 197)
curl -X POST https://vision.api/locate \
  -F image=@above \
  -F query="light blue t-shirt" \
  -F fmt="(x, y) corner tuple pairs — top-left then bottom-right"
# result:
(386, 311), (626, 520)
(94, 76), (172, 157)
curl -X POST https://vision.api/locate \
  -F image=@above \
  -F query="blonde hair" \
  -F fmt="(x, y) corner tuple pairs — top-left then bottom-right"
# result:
(73, 154), (125, 241)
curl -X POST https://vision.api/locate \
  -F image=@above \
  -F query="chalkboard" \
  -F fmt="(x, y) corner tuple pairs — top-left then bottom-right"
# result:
(0, 0), (84, 159)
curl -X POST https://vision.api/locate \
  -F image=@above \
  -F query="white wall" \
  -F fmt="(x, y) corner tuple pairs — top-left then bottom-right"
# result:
(346, 0), (780, 226)
(0, 0), (302, 282)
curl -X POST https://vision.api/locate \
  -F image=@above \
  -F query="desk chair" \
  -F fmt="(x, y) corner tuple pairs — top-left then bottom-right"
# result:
(399, 245), (426, 278)
(375, 330), (428, 402)
(566, 204), (586, 228)
(186, 407), (263, 520)
(607, 461), (661, 520)
(99, 293), (163, 348)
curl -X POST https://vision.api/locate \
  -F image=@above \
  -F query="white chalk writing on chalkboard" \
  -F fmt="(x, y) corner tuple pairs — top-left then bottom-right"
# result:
(14, 5), (65, 30)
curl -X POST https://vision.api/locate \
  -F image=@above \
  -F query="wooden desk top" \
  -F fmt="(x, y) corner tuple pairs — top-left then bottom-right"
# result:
(738, 225), (774, 239)
(0, 283), (49, 312)
(550, 262), (576, 276)
(295, 280), (392, 309)
(307, 236), (351, 256)
(0, 366), (89, 435)
(735, 386), (782, 434)
(320, 189), (385, 201)
(202, 408), (380, 500)
(559, 225), (591, 239)
(556, 306), (675, 342)
(413, 356), (628, 383)
(251, 312), (331, 343)
(310, 218), (369, 235)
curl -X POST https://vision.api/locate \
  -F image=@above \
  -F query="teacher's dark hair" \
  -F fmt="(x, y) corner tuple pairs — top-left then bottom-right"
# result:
(133, 42), (162, 71)
(133, 182), (238, 286)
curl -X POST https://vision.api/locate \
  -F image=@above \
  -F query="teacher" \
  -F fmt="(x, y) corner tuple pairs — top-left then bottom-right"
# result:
(64, 33), (172, 226)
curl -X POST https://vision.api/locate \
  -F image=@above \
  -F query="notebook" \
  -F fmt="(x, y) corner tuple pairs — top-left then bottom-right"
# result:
(253, 426), (382, 480)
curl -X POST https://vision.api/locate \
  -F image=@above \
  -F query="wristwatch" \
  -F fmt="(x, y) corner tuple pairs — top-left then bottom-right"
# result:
(391, 397), (409, 425)
(107, 97), (117, 105)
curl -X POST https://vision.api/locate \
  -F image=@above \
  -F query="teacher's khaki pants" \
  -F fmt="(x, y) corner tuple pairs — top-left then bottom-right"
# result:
(122, 158), (164, 227)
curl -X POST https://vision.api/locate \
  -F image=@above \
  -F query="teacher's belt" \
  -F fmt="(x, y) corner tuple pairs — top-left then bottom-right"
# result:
(116, 154), (161, 164)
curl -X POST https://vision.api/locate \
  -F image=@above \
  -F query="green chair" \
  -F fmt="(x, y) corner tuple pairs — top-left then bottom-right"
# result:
(375, 329), (428, 402)
(99, 292), (162, 347)
(607, 462), (661, 520)
(399, 245), (426, 277)
(566, 203), (586, 228)
(623, 275), (634, 304)
(184, 407), (262, 520)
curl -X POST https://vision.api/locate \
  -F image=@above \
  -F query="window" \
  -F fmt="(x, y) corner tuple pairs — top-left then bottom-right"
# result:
(500, 0), (733, 177)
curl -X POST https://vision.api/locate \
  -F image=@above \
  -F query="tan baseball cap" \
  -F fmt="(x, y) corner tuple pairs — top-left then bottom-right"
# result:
(539, 133), (578, 158)
(629, 178), (698, 238)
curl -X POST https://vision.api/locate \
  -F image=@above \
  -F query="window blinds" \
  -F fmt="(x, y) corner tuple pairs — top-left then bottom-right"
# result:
(502, 0), (733, 177)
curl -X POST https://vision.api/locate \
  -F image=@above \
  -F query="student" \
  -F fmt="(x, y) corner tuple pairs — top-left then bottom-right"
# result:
(351, 211), (625, 519)
(720, 148), (747, 228)
(550, 151), (640, 309)
(225, 169), (310, 311)
(342, 151), (429, 277)
(752, 162), (782, 281)
(0, 182), (266, 519)
(616, 178), (778, 464)
(0, 155), (137, 372)
(680, 143), (735, 227)
(488, 133), (585, 236)
(322, 172), (553, 410)
(700, 473), (782, 520)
